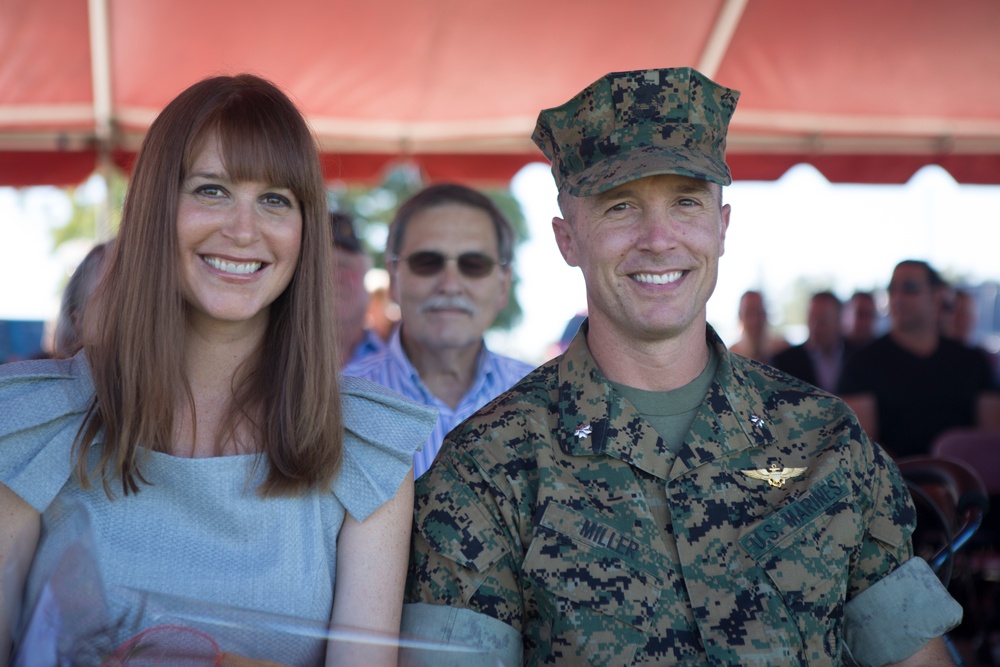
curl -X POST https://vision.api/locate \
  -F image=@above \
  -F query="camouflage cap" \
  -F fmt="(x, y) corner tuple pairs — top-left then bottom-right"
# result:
(531, 68), (740, 196)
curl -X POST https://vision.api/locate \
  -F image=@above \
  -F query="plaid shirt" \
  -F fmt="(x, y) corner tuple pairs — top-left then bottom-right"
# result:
(343, 327), (533, 477)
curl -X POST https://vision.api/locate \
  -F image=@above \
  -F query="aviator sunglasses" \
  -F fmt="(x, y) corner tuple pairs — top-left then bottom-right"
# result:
(391, 251), (506, 278)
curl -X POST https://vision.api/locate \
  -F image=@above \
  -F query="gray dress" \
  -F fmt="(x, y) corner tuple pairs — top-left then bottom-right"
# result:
(0, 353), (436, 666)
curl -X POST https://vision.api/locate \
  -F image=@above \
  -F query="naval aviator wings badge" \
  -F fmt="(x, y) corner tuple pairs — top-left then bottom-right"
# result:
(741, 462), (808, 488)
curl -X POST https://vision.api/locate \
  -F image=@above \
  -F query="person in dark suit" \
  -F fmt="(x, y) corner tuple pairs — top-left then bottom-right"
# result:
(842, 290), (878, 349)
(772, 291), (849, 393)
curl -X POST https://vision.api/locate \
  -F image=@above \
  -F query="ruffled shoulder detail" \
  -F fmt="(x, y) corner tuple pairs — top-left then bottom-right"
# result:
(336, 375), (437, 521)
(0, 353), (95, 512)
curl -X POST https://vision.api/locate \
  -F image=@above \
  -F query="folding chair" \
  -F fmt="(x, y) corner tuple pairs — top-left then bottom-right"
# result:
(931, 430), (1000, 664)
(896, 455), (989, 583)
(933, 429), (1000, 496)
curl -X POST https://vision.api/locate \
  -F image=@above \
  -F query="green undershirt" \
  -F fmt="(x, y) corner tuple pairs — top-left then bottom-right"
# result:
(609, 346), (719, 455)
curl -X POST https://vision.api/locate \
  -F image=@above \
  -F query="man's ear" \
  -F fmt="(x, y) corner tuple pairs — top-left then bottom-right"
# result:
(719, 203), (731, 257)
(496, 266), (512, 311)
(388, 262), (401, 305)
(552, 216), (579, 267)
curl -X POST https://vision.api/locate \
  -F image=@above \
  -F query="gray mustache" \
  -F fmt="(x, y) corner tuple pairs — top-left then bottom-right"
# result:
(419, 295), (477, 316)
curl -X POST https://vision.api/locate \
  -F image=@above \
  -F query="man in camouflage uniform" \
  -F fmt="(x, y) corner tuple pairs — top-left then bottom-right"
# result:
(401, 68), (961, 666)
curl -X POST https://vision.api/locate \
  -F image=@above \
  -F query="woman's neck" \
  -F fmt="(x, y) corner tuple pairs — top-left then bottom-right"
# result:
(172, 318), (266, 457)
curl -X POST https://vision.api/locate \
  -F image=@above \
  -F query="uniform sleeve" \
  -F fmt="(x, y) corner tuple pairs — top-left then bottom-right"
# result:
(335, 375), (437, 522)
(0, 354), (94, 512)
(405, 436), (525, 633)
(847, 434), (914, 598)
(843, 557), (962, 667)
(842, 432), (962, 664)
(400, 603), (523, 667)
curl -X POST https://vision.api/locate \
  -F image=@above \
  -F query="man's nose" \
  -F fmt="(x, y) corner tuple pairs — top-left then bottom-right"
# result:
(435, 259), (464, 292)
(635, 209), (677, 252)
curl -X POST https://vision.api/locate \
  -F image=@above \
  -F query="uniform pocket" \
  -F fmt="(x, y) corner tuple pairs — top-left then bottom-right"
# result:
(523, 502), (664, 631)
(738, 469), (862, 660)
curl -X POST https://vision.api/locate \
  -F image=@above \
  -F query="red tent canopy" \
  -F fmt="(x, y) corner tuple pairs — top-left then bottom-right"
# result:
(2, 0), (999, 187)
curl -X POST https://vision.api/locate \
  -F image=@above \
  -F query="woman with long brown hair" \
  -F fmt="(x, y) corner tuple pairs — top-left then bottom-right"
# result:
(0, 74), (435, 665)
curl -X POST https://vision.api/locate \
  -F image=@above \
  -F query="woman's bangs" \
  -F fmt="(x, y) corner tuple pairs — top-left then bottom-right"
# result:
(224, 118), (308, 192)
(189, 102), (313, 196)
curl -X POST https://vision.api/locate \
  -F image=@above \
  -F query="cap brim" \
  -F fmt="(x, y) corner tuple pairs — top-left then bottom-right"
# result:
(565, 145), (732, 197)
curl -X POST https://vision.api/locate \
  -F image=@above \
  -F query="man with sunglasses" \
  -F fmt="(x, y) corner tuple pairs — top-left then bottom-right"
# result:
(839, 260), (1000, 458)
(343, 183), (533, 478)
(403, 69), (961, 666)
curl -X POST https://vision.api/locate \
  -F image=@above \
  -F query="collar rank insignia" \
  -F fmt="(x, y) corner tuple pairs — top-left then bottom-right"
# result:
(574, 423), (593, 440)
(741, 462), (808, 488)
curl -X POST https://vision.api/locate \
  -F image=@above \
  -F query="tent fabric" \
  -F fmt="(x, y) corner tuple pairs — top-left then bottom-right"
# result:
(1, 0), (999, 187)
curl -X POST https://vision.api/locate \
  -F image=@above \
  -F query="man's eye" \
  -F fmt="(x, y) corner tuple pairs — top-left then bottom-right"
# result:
(608, 202), (629, 212)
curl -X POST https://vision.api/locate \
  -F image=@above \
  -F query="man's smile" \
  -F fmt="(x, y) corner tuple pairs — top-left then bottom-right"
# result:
(630, 270), (684, 285)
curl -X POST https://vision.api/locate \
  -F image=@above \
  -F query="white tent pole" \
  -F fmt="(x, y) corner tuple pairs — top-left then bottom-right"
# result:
(87, 0), (113, 240)
(698, 0), (749, 79)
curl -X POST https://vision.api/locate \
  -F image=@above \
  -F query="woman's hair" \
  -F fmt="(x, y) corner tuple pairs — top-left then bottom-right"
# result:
(54, 240), (111, 358)
(79, 73), (342, 497)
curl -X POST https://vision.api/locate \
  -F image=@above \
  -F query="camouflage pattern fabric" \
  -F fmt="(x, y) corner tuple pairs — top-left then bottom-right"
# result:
(531, 68), (740, 197)
(407, 325), (918, 666)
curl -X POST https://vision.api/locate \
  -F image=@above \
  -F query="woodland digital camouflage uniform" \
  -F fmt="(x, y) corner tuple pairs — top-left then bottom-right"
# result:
(407, 326), (921, 666)
(405, 66), (959, 666)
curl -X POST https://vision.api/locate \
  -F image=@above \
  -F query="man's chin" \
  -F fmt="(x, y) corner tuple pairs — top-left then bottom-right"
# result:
(629, 315), (709, 345)
(432, 336), (483, 350)
(409, 331), (484, 352)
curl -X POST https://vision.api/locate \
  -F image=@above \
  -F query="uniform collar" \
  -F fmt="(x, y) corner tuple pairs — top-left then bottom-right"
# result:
(556, 322), (775, 481)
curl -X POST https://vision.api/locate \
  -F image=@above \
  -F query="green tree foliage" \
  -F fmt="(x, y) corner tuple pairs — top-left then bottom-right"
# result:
(328, 164), (530, 331)
(51, 169), (126, 247)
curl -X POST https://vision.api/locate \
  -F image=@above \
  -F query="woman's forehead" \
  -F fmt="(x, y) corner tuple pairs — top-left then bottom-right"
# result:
(185, 127), (295, 187)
